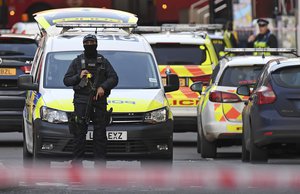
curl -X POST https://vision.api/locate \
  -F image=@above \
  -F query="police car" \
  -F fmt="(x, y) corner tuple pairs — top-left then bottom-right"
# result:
(137, 24), (219, 132)
(18, 8), (179, 166)
(190, 48), (292, 158)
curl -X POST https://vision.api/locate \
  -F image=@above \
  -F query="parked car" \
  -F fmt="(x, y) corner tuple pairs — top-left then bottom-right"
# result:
(238, 56), (300, 163)
(0, 33), (38, 132)
(190, 48), (293, 158)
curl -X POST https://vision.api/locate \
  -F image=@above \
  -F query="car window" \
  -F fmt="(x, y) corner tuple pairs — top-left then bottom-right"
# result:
(218, 65), (264, 87)
(272, 66), (300, 88)
(151, 43), (207, 65)
(43, 51), (160, 89)
(0, 38), (37, 57)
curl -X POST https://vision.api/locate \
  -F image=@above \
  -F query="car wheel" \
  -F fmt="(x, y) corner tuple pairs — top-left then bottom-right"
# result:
(200, 129), (216, 158)
(22, 120), (33, 168)
(241, 123), (250, 162)
(250, 133), (268, 163)
(197, 132), (201, 153)
(241, 131), (250, 162)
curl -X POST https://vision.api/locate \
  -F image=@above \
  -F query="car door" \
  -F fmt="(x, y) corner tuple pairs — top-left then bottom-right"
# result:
(24, 49), (43, 152)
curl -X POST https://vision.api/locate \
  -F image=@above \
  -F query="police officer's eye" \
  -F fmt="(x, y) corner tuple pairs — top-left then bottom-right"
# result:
(84, 40), (97, 45)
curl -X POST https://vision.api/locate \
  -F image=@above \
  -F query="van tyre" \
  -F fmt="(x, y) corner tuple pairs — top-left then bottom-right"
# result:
(200, 129), (216, 158)
(250, 134), (268, 163)
(197, 132), (201, 153)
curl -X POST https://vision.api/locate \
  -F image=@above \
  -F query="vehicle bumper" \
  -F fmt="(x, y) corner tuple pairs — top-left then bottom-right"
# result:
(202, 119), (242, 142)
(34, 119), (173, 160)
(252, 110), (300, 147)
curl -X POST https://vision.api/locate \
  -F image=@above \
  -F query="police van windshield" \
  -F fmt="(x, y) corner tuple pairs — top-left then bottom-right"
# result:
(44, 51), (160, 89)
(151, 43), (206, 65)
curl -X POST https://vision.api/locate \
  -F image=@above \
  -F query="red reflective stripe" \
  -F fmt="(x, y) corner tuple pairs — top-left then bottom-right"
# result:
(185, 66), (205, 76)
(225, 107), (240, 120)
(179, 87), (199, 98)
(214, 104), (221, 110)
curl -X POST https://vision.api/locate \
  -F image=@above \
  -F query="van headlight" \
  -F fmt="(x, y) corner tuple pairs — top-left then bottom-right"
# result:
(41, 106), (68, 123)
(144, 108), (167, 123)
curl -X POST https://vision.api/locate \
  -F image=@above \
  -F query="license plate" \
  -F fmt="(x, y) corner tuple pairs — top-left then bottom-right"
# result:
(86, 131), (127, 141)
(0, 68), (16, 76)
(162, 77), (186, 87)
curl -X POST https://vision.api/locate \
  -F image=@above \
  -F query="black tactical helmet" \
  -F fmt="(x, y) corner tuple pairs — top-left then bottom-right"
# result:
(83, 34), (97, 44)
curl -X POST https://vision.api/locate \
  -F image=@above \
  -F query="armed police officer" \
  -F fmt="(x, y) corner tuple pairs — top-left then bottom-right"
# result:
(63, 34), (118, 167)
(247, 18), (278, 49)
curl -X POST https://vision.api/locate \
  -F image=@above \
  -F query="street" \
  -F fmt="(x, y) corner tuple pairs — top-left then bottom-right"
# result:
(0, 132), (299, 193)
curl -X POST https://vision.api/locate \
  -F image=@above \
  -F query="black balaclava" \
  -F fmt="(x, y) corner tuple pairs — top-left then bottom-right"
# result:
(84, 44), (97, 58)
(83, 34), (98, 58)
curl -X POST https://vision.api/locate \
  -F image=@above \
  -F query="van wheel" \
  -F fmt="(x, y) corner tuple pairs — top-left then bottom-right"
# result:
(22, 120), (33, 168)
(197, 132), (201, 153)
(241, 130), (250, 162)
(250, 134), (267, 163)
(200, 129), (216, 158)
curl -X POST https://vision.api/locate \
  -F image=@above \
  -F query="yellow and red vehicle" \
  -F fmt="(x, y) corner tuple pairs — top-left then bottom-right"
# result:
(139, 26), (218, 132)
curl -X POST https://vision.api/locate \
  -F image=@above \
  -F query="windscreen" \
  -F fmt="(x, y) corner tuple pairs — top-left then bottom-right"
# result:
(44, 51), (160, 89)
(272, 66), (300, 88)
(151, 43), (206, 65)
(0, 38), (37, 57)
(219, 65), (264, 87)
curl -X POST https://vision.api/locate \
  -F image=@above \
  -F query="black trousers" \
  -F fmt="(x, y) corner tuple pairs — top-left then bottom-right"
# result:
(72, 102), (107, 164)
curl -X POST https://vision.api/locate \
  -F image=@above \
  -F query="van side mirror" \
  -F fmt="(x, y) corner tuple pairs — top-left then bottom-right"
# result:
(237, 85), (250, 96)
(164, 73), (179, 93)
(190, 81), (203, 94)
(18, 74), (39, 91)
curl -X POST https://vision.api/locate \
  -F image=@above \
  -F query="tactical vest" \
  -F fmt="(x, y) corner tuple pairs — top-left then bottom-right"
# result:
(253, 32), (271, 56)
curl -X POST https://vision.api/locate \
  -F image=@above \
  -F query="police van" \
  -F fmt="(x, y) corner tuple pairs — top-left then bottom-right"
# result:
(18, 8), (179, 166)
(136, 24), (219, 132)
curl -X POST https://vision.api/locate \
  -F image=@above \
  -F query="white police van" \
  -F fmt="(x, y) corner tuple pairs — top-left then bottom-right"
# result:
(18, 8), (179, 166)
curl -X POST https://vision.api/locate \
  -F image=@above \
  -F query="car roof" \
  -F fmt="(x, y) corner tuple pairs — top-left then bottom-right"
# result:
(141, 32), (206, 44)
(0, 33), (38, 40)
(48, 30), (151, 53)
(222, 56), (285, 67)
(268, 57), (300, 72)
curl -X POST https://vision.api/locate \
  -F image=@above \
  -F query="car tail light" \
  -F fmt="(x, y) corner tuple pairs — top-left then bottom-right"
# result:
(209, 91), (241, 103)
(20, 66), (31, 74)
(191, 74), (211, 85)
(257, 84), (276, 105)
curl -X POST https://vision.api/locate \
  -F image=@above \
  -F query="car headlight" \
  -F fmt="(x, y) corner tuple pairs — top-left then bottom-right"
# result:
(144, 108), (167, 123)
(41, 106), (68, 123)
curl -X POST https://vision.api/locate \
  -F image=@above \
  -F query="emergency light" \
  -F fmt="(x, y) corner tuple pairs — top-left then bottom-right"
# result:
(224, 48), (297, 53)
(134, 24), (223, 33)
(56, 22), (137, 29)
